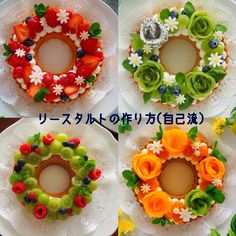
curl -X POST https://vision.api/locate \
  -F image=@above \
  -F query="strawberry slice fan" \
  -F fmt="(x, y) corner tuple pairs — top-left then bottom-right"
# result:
(3, 3), (104, 104)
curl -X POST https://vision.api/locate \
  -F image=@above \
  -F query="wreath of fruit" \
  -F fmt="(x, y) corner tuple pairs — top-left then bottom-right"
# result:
(122, 1), (228, 110)
(122, 126), (226, 225)
(3, 3), (104, 103)
(9, 132), (102, 221)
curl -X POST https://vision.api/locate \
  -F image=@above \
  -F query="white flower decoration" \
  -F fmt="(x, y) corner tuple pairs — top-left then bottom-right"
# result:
(140, 183), (151, 194)
(212, 178), (223, 187)
(128, 53), (143, 68)
(164, 17), (179, 32)
(208, 53), (224, 68)
(53, 84), (64, 95)
(80, 31), (90, 41)
(173, 207), (180, 214)
(213, 30), (223, 40)
(57, 9), (69, 24)
(29, 69), (44, 85)
(179, 208), (192, 222)
(143, 44), (153, 54)
(194, 150), (201, 157)
(147, 141), (163, 154)
(191, 141), (201, 150)
(163, 72), (175, 86)
(40, 17), (47, 27)
(15, 49), (26, 58)
(175, 94), (186, 105)
(75, 76), (85, 86)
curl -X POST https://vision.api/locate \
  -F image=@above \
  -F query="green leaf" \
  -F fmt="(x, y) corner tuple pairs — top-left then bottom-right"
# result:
(130, 33), (144, 50)
(143, 92), (152, 104)
(121, 233), (127, 236)
(122, 58), (137, 73)
(228, 229), (236, 236)
(86, 75), (96, 84)
(211, 149), (227, 163)
(206, 185), (225, 204)
(205, 184), (215, 193)
(207, 69), (227, 83)
(33, 132), (41, 145)
(152, 126), (163, 141)
(231, 214), (236, 233)
(152, 218), (162, 224)
(176, 73), (186, 84)
(34, 3), (48, 17)
(210, 228), (221, 236)
(184, 1), (196, 17)
(3, 43), (12, 58)
(122, 170), (140, 188)
(34, 88), (50, 102)
(215, 24), (228, 33)
(152, 217), (171, 226)
(118, 124), (125, 133)
(89, 22), (102, 37)
(187, 126), (198, 141)
(126, 124), (133, 131)
(160, 8), (170, 21)
(84, 159), (96, 171)
(179, 94), (194, 110)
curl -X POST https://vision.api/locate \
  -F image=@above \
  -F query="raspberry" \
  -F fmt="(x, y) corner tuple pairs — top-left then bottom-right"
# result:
(89, 169), (102, 180)
(28, 192), (37, 200)
(34, 205), (47, 219)
(13, 67), (23, 78)
(43, 73), (54, 85)
(69, 138), (80, 146)
(43, 134), (55, 145)
(67, 208), (73, 215)
(67, 72), (76, 84)
(35, 148), (41, 154)
(20, 143), (32, 155)
(74, 195), (87, 208)
(12, 182), (26, 194)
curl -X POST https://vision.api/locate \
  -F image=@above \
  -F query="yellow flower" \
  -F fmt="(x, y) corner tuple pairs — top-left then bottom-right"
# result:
(231, 120), (236, 134)
(118, 209), (136, 236)
(213, 118), (226, 135)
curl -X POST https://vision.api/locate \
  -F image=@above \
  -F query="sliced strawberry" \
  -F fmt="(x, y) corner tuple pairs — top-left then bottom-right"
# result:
(77, 22), (90, 36)
(23, 66), (32, 85)
(14, 24), (30, 43)
(93, 50), (104, 61)
(81, 38), (99, 55)
(64, 85), (79, 96)
(27, 16), (43, 33)
(81, 55), (100, 72)
(76, 64), (92, 78)
(68, 14), (84, 33)
(27, 84), (41, 98)
(13, 67), (23, 78)
(67, 72), (76, 84)
(45, 7), (60, 27)
(45, 84), (59, 102)
(42, 73), (54, 86)
(7, 54), (30, 67)
(58, 75), (69, 86)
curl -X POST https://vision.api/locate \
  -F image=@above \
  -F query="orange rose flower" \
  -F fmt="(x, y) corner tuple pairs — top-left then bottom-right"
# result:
(199, 156), (225, 182)
(162, 129), (188, 155)
(143, 191), (171, 218)
(132, 153), (162, 181)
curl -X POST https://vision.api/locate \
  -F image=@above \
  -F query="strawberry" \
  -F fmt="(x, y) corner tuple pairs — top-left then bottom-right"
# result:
(94, 50), (104, 61)
(64, 85), (79, 96)
(77, 22), (90, 36)
(62, 24), (70, 34)
(43, 134), (55, 145)
(14, 24), (30, 43)
(13, 67), (23, 78)
(81, 38), (99, 55)
(27, 16), (43, 33)
(45, 7), (60, 27)
(27, 84), (41, 98)
(68, 14), (84, 33)
(42, 73), (54, 86)
(58, 75), (69, 86)
(7, 54), (30, 67)
(45, 84), (59, 102)
(8, 40), (20, 52)
(81, 55), (100, 72)
(23, 66), (32, 85)
(67, 72), (76, 84)
(76, 64), (92, 78)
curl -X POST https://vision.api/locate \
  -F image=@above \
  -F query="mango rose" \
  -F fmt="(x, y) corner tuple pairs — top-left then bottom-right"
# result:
(132, 153), (162, 181)
(162, 129), (188, 155)
(199, 156), (225, 182)
(143, 191), (171, 218)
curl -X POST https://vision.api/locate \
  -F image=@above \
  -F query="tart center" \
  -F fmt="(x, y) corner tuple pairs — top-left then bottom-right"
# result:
(35, 33), (77, 75)
(159, 36), (200, 74)
(159, 159), (198, 197)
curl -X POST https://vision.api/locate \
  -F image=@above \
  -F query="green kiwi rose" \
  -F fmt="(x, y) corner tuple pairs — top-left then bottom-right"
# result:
(134, 60), (164, 93)
(185, 71), (216, 100)
(185, 189), (211, 216)
(187, 11), (216, 39)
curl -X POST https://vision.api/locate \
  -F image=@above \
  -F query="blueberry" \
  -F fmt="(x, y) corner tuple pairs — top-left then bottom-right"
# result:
(170, 11), (179, 19)
(83, 155), (89, 161)
(25, 54), (32, 61)
(150, 54), (159, 62)
(32, 198), (38, 204)
(25, 16), (32, 24)
(209, 39), (219, 49)
(31, 144), (38, 151)
(14, 165), (22, 173)
(172, 86), (181, 96)
(60, 92), (69, 102)
(83, 177), (91, 185)
(17, 159), (26, 167)
(77, 50), (85, 58)
(24, 195), (31, 203)
(202, 66), (211, 73)
(62, 141), (77, 149)
(22, 38), (35, 47)
(62, 141), (71, 147)
(58, 208), (67, 215)
(158, 85), (167, 94)
(135, 50), (143, 56)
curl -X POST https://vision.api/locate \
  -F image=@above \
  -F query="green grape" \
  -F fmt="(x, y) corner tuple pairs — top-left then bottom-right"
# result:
(24, 177), (38, 189)
(84, 193), (92, 203)
(38, 193), (49, 205)
(58, 213), (67, 220)
(71, 176), (82, 187)
(84, 159), (96, 171)
(68, 186), (81, 198)
(26, 203), (35, 213)
(14, 153), (26, 163)
(70, 156), (85, 170)
(74, 146), (87, 156)
(46, 211), (58, 222)
(72, 205), (82, 215)
(88, 181), (98, 192)
(9, 172), (23, 184)
(48, 198), (61, 212)
(61, 195), (73, 208)
(49, 140), (63, 154)
(77, 167), (88, 180)
(178, 15), (190, 28)
(56, 133), (69, 142)
(22, 164), (35, 176)
(28, 153), (42, 165)
(38, 143), (50, 156)
(60, 147), (74, 160)
(31, 188), (43, 197)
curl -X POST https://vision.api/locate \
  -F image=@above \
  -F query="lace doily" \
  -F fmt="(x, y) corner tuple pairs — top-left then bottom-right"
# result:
(0, 0), (117, 117)
(119, 121), (236, 235)
(0, 119), (118, 236)
(119, 0), (236, 117)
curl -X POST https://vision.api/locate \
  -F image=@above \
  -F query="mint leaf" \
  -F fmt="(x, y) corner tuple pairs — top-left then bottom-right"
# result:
(231, 214), (236, 233)
(179, 94), (194, 110)
(34, 88), (50, 102)
(152, 126), (163, 141)
(3, 43), (12, 59)
(86, 75), (96, 86)
(118, 118), (133, 134)
(176, 72), (186, 84)
(34, 3), (48, 17)
(152, 218), (161, 224)
(122, 58), (137, 73)
(152, 217), (172, 226)
(143, 92), (152, 104)
(206, 185), (225, 204)
(118, 123), (125, 133)
(89, 22), (102, 37)
(215, 24), (228, 33)
(210, 228), (221, 236)
(207, 69), (227, 83)
(187, 126), (198, 141)
(211, 148), (227, 163)
(160, 9), (170, 21)
(122, 170), (140, 188)
(33, 132), (41, 145)
(184, 1), (196, 17)
(130, 33), (144, 50)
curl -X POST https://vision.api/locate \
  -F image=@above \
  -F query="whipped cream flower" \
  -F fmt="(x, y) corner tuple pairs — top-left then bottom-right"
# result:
(128, 53), (143, 68)
(147, 141), (163, 154)
(164, 17), (179, 32)
(40, 17), (47, 27)
(53, 84), (64, 95)
(179, 208), (192, 222)
(175, 94), (186, 105)
(75, 76), (85, 86)
(57, 9), (70, 24)
(143, 44), (153, 54)
(163, 72), (175, 86)
(80, 31), (90, 41)
(173, 207), (180, 214)
(212, 178), (223, 187)
(29, 68), (44, 85)
(213, 30), (223, 40)
(191, 141), (201, 150)
(194, 150), (201, 157)
(140, 183), (151, 194)
(208, 53), (224, 67)
(15, 49), (25, 57)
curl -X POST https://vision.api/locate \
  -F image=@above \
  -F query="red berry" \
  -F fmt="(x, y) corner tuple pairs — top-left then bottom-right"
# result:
(35, 148), (41, 154)
(12, 182), (26, 194)
(58, 75), (69, 86)
(74, 195), (87, 208)
(94, 50), (104, 61)
(13, 67), (23, 79)
(89, 169), (102, 180)
(20, 143), (32, 155)
(61, 24), (70, 34)
(81, 82), (87, 88)
(76, 64), (92, 79)
(34, 205), (47, 219)
(8, 40), (20, 52)
(67, 208), (73, 215)
(81, 38), (99, 55)
(43, 134), (55, 145)
(69, 138), (80, 146)
(45, 7), (60, 27)
(28, 192), (37, 200)
(67, 72), (76, 84)
(43, 73), (54, 85)
(27, 16), (43, 33)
